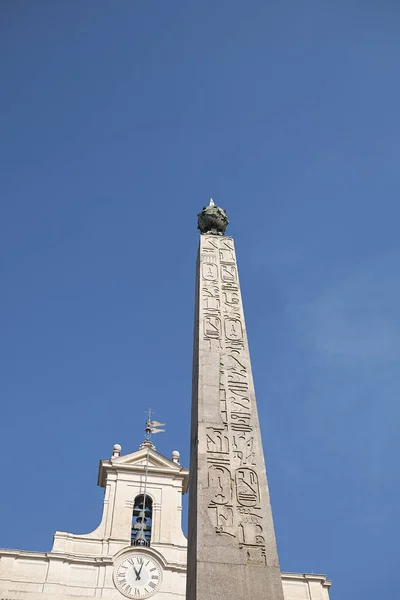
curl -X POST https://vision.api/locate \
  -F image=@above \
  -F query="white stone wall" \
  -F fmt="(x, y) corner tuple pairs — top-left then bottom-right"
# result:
(0, 555), (185, 599)
(282, 574), (331, 600)
(0, 550), (330, 600)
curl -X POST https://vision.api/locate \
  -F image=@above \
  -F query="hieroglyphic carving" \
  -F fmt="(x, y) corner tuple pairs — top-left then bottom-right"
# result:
(201, 253), (217, 264)
(208, 465), (232, 505)
(220, 241), (235, 264)
(225, 318), (243, 340)
(202, 237), (219, 252)
(228, 380), (248, 396)
(202, 263), (218, 281)
(227, 355), (251, 437)
(231, 421), (253, 433)
(226, 351), (246, 376)
(236, 468), (260, 507)
(202, 285), (220, 311)
(219, 383), (227, 424)
(206, 339), (223, 351)
(227, 370), (251, 434)
(221, 264), (237, 283)
(204, 316), (221, 339)
(202, 260), (222, 350)
(206, 427), (229, 454)
(237, 507), (262, 523)
(208, 505), (236, 537)
(222, 283), (241, 318)
(231, 412), (252, 432)
(223, 290), (240, 306)
(224, 306), (241, 319)
(230, 395), (251, 415)
(200, 237), (268, 563)
(220, 238), (234, 253)
(233, 432), (255, 466)
(239, 521), (264, 545)
(222, 281), (239, 291)
(245, 546), (267, 565)
(238, 508), (266, 563)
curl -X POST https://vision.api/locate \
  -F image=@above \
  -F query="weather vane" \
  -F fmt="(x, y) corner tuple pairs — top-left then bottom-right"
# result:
(140, 408), (165, 449)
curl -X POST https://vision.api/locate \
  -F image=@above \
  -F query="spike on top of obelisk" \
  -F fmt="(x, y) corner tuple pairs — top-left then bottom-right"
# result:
(197, 198), (229, 236)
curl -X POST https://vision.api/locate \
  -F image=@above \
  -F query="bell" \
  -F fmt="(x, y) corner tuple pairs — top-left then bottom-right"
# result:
(133, 528), (148, 546)
(136, 510), (147, 523)
(132, 522), (148, 530)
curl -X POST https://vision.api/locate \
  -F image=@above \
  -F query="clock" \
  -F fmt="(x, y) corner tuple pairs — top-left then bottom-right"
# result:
(114, 553), (162, 599)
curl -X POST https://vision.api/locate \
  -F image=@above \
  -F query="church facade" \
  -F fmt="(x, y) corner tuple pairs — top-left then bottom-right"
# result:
(0, 204), (332, 600)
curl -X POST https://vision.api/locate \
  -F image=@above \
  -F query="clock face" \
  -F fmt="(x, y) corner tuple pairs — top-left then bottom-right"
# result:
(114, 553), (162, 599)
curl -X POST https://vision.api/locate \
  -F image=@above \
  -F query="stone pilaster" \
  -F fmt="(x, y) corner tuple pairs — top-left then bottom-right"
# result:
(187, 234), (285, 600)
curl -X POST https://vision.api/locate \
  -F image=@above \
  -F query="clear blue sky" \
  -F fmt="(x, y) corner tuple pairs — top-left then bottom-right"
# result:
(1, 2), (399, 599)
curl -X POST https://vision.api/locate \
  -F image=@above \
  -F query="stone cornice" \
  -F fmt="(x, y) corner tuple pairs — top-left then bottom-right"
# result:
(0, 549), (112, 564)
(0, 548), (186, 572)
(281, 572), (332, 588)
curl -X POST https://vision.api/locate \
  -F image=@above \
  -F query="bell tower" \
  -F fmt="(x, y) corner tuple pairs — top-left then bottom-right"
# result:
(49, 428), (189, 599)
(92, 441), (188, 555)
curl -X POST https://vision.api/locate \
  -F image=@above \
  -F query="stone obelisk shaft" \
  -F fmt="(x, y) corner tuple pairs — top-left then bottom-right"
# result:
(187, 234), (285, 600)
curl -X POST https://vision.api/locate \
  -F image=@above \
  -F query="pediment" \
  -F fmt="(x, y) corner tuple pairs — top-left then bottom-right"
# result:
(112, 447), (182, 472)
(98, 447), (188, 488)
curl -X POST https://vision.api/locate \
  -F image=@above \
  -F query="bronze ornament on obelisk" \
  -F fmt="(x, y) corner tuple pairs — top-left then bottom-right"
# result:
(186, 200), (285, 600)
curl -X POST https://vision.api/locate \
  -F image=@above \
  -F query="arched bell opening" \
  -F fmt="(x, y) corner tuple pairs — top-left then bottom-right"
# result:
(131, 494), (153, 546)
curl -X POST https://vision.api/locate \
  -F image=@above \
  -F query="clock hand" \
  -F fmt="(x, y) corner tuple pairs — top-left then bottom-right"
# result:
(134, 562), (144, 580)
(132, 565), (140, 579)
(137, 562), (144, 580)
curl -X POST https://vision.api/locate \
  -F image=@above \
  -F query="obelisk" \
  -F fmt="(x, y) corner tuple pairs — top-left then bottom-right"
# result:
(186, 200), (285, 600)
